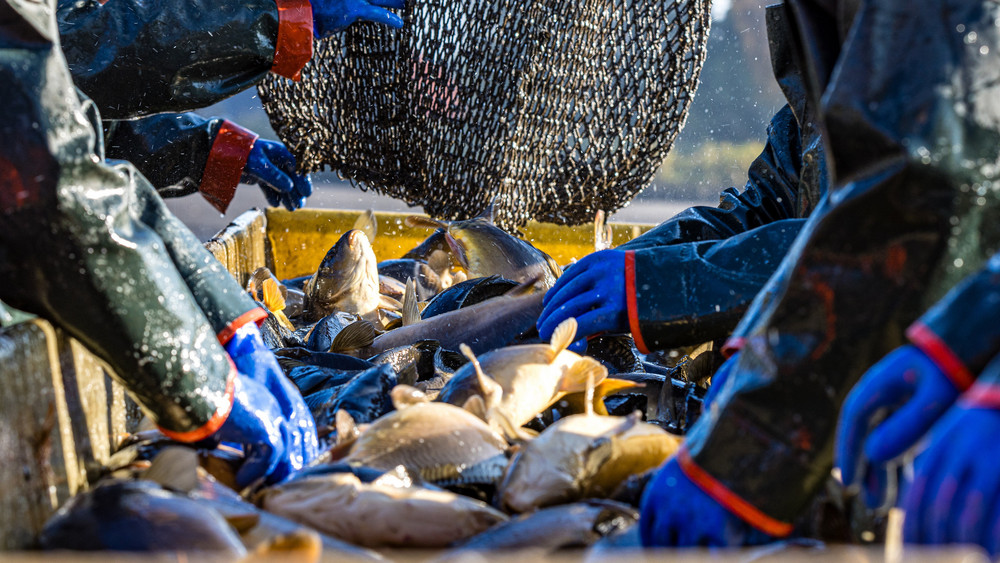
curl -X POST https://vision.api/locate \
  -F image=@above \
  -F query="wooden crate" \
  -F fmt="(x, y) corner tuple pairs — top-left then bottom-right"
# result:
(0, 206), (652, 549)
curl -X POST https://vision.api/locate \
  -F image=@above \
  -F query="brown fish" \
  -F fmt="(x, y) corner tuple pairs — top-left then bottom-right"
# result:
(344, 385), (509, 484)
(498, 411), (680, 512)
(302, 229), (381, 323)
(259, 469), (508, 548)
(437, 318), (608, 437)
(406, 205), (560, 289)
(354, 284), (546, 357)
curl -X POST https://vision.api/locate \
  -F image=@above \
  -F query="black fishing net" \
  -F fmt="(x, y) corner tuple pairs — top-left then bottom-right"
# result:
(259, 0), (712, 229)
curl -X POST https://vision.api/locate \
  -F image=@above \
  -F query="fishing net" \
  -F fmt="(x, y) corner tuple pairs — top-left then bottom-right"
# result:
(259, 0), (712, 229)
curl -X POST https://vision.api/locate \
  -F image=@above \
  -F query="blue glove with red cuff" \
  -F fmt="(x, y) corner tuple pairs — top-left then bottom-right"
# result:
(901, 392), (1000, 555)
(312, 0), (405, 39)
(836, 345), (960, 508)
(216, 323), (319, 487)
(537, 249), (628, 353)
(241, 139), (313, 212)
(640, 458), (774, 547)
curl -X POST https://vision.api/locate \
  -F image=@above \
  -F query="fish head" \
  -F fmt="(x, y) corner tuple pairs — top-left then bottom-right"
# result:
(306, 229), (379, 319)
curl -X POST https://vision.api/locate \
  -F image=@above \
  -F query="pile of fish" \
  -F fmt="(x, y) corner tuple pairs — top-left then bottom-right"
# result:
(40, 207), (709, 560)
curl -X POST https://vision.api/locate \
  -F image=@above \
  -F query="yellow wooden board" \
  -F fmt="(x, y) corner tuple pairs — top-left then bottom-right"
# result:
(263, 208), (655, 281)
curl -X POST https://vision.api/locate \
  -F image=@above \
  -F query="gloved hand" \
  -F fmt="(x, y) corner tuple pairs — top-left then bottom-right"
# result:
(216, 323), (319, 487)
(312, 0), (405, 39)
(640, 458), (775, 547)
(703, 352), (739, 410)
(537, 249), (627, 353)
(836, 345), (959, 508)
(901, 396), (1000, 555)
(241, 139), (313, 211)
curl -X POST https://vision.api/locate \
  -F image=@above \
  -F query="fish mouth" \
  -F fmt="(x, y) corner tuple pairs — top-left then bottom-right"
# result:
(445, 233), (469, 270)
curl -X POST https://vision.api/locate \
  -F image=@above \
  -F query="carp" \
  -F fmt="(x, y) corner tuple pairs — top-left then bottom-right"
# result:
(437, 318), (608, 437)
(443, 499), (638, 553)
(302, 228), (385, 323)
(497, 410), (681, 512)
(259, 468), (507, 548)
(40, 479), (246, 555)
(405, 205), (560, 289)
(342, 386), (509, 485)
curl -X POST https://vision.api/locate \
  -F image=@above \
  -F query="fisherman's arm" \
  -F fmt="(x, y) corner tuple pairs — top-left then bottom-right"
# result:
(658, 0), (1000, 538)
(539, 106), (808, 350)
(57, 0), (403, 119)
(105, 113), (312, 213)
(0, 9), (236, 439)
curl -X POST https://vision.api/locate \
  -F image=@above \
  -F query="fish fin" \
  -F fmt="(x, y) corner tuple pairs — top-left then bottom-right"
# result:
(402, 278), (420, 326)
(144, 446), (199, 493)
(390, 384), (430, 410)
(250, 529), (322, 560)
(405, 215), (448, 230)
(591, 378), (646, 416)
(558, 357), (609, 395)
(462, 394), (489, 421)
(594, 210), (615, 252)
(477, 197), (498, 224)
(262, 278), (286, 312)
(352, 209), (378, 241)
(548, 317), (578, 360)
(504, 273), (544, 297)
(546, 254), (563, 280)
(380, 294), (403, 310)
(246, 267), (274, 298)
(460, 343), (503, 405)
(335, 409), (360, 445)
(491, 409), (537, 442)
(328, 320), (377, 353)
(427, 249), (452, 274)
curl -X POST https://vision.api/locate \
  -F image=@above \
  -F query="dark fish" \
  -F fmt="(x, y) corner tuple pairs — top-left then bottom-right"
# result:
(377, 259), (441, 300)
(40, 480), (245, 555)
(367, 340), (465, 386)
(260, 310), (304, 350)
(421, 275), (519, 319)
(586, 333), (645, 374)
(314, 364), (398, 428)
(274, 347), (376, 372)
(304, 312), (377, 354)
(401, 228), (450, 261)
(358, 287), (546, 357)
(444, 500), (638, 553)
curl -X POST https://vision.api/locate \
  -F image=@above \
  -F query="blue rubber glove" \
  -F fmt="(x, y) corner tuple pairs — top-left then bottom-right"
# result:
(241, 139), (313, 211)
(901, 397), (1000, 555)
(703, 353), (739, 410)
(216, 323), (319, 487)
(537, 249), (627, 353)
(835, 345), (959, 508)
(640, 458), (774, 547)
(312, 0), (405, 39)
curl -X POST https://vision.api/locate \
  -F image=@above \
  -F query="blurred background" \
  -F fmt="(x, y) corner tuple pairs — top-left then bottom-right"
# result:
(166, 0), (783, 240)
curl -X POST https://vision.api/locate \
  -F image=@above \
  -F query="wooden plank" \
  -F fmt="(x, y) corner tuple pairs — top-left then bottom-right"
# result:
(264, 208), (655, 280)
(0, 320), (134, 549)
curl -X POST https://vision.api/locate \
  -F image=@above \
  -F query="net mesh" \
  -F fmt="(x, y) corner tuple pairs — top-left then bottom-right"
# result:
(259, 0), (712, 229)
